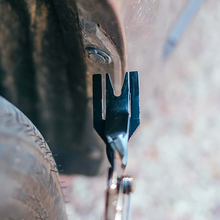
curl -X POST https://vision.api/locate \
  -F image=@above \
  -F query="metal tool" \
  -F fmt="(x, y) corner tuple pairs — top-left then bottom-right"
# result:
(93, 72), (140, 220)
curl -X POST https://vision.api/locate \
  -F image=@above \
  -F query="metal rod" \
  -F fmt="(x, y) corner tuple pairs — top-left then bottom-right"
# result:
(163, 0), (205, 57)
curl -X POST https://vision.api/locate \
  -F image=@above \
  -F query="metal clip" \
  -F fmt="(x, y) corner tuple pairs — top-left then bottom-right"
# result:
(93, 72), (140, 220)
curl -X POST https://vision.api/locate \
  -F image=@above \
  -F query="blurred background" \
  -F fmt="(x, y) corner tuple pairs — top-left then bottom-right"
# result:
(60, 0), (220, 219)
(1, 0), (220, 219)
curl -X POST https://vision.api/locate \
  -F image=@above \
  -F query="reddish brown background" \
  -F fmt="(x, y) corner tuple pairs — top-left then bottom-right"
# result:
(61, 0), (220, 219)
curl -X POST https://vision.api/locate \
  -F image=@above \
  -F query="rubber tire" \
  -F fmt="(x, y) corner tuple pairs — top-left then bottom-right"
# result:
(0, 96), (67, 220)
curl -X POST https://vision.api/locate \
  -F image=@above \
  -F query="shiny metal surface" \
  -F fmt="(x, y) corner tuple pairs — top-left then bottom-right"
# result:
(105, 172), (134, 220)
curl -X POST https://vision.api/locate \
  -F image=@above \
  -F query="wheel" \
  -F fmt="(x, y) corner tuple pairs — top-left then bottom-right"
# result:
(0, 96), (67, 220)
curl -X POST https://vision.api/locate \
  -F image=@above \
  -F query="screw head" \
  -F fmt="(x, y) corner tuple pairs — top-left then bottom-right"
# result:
(86, 47), (111, 64)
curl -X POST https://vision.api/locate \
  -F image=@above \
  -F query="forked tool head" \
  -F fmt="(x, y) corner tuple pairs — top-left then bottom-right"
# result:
(93, 72), (140, 220)
(93, 72), (140, 171)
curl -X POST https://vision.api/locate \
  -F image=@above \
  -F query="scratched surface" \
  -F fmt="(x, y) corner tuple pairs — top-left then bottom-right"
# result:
(60, 0), (220, 219)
